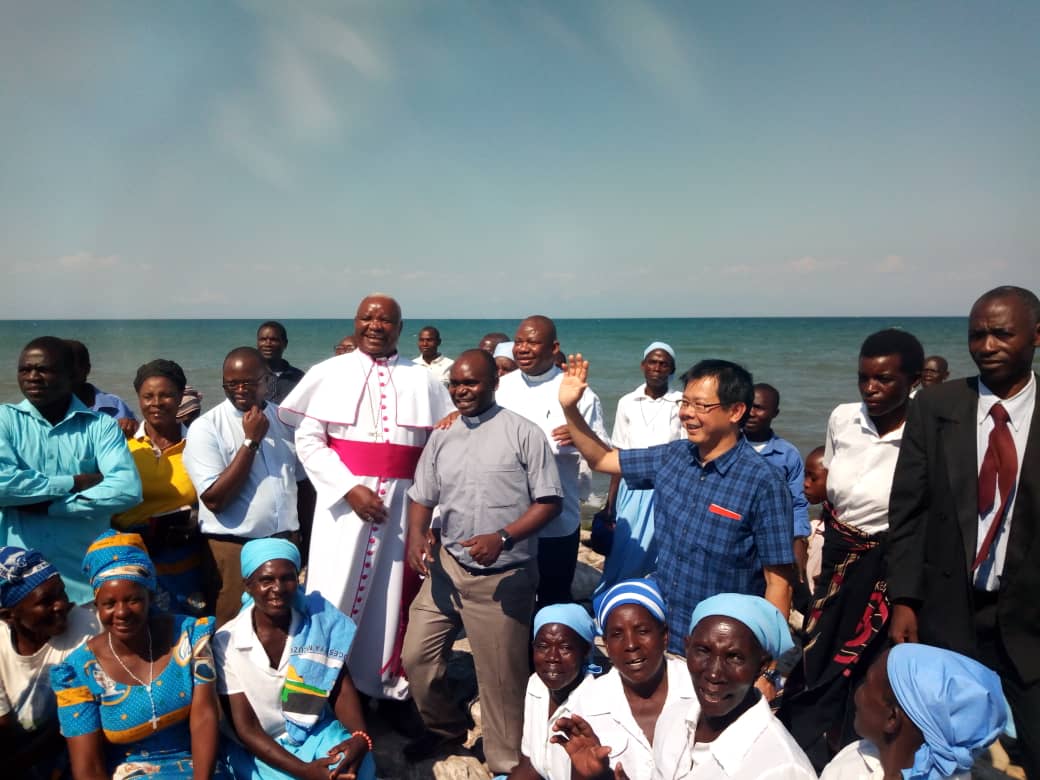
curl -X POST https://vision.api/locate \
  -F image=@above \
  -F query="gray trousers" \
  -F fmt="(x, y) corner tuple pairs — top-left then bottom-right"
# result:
(402, 544), (537, 774)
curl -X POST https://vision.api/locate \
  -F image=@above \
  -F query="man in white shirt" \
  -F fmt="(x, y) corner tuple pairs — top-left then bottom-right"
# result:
(183, 347), (310, 625)
(413, 326), (453, 387)
(888, 285), (1040, 777)
(495, 315), (609, 607)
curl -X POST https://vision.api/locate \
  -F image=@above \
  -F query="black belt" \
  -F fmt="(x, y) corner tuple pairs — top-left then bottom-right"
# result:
(202, 530), (298, 545)
(448, 550), (529, 576)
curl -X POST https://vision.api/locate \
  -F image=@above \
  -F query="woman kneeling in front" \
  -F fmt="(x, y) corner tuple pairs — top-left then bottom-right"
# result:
(213, 539), (375, 780)
(50, 530), (227, 778)
(821, 644), (1007, 779)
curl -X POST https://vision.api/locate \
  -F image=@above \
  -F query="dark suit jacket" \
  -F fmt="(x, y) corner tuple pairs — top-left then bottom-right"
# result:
(887, 374), (1040, 683)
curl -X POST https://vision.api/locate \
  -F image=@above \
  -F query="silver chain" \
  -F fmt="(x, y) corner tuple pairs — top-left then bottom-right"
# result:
(107, 624), (159, 730)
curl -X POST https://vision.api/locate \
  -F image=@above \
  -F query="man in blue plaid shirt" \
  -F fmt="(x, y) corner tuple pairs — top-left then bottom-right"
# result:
(560, 355), (795, 656)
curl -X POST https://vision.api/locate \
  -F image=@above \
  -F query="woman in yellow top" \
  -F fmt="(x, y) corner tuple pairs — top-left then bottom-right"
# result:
(113, 360), (206, 615)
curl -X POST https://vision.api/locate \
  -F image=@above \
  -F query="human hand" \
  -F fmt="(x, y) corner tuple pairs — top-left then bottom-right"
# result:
(460, 532), (504, 566)
(299, 756), (337, 780)
(434, 410), (460, 430)
(550, 425), (574, 448)
(72, 473), (103, 493)
(407, 527), (433, 575)
(346, 485), (388, 524)
(793, 537), (809, 584)
(550, 714), (611, 779)
(755, 675), (778, 702)
(327, 734), (368, 779)
(242, 405), (269, 441)
(889, 603), (919, 644)
(558, 354), (589, 410)
(118, 418), (137, 439)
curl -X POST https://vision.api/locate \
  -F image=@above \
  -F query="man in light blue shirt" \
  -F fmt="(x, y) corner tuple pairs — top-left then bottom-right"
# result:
(183, 346), (310, 624)
(0, 337), (142, 604)
(65, 339), (137, 422)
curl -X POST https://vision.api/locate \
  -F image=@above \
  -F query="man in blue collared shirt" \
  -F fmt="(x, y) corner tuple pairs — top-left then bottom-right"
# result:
(0, 337), (142, 604)
(65, 339), (137, 422)
(744, 383), (811, 581)
(560, 357), (794, 656)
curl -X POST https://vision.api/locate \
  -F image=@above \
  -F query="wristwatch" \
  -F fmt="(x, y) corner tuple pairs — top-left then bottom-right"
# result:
(497, 528), (515, 551)
(242, 438), (260, 451)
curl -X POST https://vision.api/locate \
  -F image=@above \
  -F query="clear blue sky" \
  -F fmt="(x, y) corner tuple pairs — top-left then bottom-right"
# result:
(2, 1), (1037, 318)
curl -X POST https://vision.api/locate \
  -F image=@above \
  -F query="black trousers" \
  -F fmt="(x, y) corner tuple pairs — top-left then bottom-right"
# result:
(973, 589), (1040, 780)
(536, 528), (579, 608)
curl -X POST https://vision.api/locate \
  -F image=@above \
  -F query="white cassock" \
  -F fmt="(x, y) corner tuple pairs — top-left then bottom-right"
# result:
(279, 350), (453, 699)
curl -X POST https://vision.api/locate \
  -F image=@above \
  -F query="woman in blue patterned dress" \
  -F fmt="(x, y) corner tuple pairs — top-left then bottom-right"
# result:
(50, 530), (228, 779)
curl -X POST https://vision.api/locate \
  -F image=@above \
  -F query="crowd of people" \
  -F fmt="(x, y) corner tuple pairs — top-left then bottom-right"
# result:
(0, 284), (1036, 780)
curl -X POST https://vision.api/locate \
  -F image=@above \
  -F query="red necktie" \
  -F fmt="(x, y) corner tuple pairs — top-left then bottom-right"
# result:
(973, 403), (1018, 571)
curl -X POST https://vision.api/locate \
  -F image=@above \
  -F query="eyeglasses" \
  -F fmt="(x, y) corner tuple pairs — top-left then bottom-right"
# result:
(675, 399), (725, 414)
(222, 377), (269, 391)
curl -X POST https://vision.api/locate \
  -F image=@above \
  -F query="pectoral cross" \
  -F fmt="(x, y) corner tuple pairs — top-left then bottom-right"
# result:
(150, 713), (160, 730)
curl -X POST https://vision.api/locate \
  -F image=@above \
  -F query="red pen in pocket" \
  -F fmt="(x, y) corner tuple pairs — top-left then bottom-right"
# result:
(708, 503), (742, 521)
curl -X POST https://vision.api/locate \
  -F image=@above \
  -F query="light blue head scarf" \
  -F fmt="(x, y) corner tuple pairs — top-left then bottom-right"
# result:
(688, 593), (794, 659)
(594, 578), (667, 634)
(643, 341), (676, 363)
(887, 644), (1007, 780)
(240, 538), (304, 611)
(83, 531), (157, 595)
(533, 603), (599, 674)
(533, 603), (596, 645)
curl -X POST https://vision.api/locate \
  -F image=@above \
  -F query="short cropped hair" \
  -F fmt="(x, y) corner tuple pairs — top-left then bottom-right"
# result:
(681, 359), (754, 424)
(257, 321), (288, 340)
(22, 337), (75, 373)
(859, 329), (924, 376)
(419, 326), (441, 340)
(754, 382), (780, 408)
(134, 359), (188, 393)
(975, 286), (1040, 324)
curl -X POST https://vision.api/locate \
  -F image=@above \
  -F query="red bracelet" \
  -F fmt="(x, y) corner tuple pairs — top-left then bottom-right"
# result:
(351, 730), (373, 753)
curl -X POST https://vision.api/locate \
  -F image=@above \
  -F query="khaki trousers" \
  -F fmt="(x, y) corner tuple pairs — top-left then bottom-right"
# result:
(203, 531), (300, 627)
(402, 545), (537, 775)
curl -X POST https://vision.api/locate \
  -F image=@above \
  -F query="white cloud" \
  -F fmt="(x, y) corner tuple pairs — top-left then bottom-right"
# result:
(212, 98), (292, 186)
(876, 254), (905, 273)
(786, 255), (847, 274)
(600, 0), (696, 99)
(57, 251), (120, 270)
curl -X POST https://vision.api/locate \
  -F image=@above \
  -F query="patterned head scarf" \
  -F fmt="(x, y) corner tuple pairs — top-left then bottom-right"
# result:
(688, 593), (795, 659)
(594, 578), (667, 635)
(887, 644), (1008, 779)
(0, 546), (60, 608)
(177, 385), (202, 420)
(83, 530), (157, 595)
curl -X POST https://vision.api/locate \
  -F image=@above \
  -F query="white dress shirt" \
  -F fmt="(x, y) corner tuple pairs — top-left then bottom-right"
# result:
(213, 604), (303, 742)
(573, 657), (695, 780)
(520, 671), (596, 780)
(975, 373), (1036, 590)
(496, 366), (609, 538)
(823, 402), (904, 535)
(413, 354), (454, 386)
(652, 694), (817, 780)
(821, 739), (967, 779)
(612, 385), (683, 450)
(183, 400), (305, 537)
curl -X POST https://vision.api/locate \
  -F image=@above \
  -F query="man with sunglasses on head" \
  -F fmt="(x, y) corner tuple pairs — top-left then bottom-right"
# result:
(183, 346), (310, 625)
(559, 357), (795, 663)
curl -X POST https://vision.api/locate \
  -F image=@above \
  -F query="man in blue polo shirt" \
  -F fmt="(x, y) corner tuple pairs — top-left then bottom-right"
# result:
(559, 355), (794, 655)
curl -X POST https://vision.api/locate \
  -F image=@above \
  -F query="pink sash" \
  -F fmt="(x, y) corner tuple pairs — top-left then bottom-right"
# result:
(328, 437), (423, 480)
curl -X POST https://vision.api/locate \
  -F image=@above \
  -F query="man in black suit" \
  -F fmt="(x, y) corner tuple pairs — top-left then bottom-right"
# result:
(888, 285), (1040, 774)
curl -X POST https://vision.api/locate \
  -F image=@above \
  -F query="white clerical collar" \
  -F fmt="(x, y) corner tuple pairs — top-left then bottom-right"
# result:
(521, 365), (561, 386)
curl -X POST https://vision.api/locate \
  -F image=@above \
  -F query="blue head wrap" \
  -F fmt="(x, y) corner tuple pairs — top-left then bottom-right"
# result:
(83, 531), (157, 595)
(533, 603), (595, 645)
(688, 593), (794, 659)
(0, 546), (60, 608)
(887, 644), (1008, 779)
(594, 578), (667, 635)
(643, 341), (676, 363)
(533, 603), (599, 675)
(240, 538), (303, 611)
